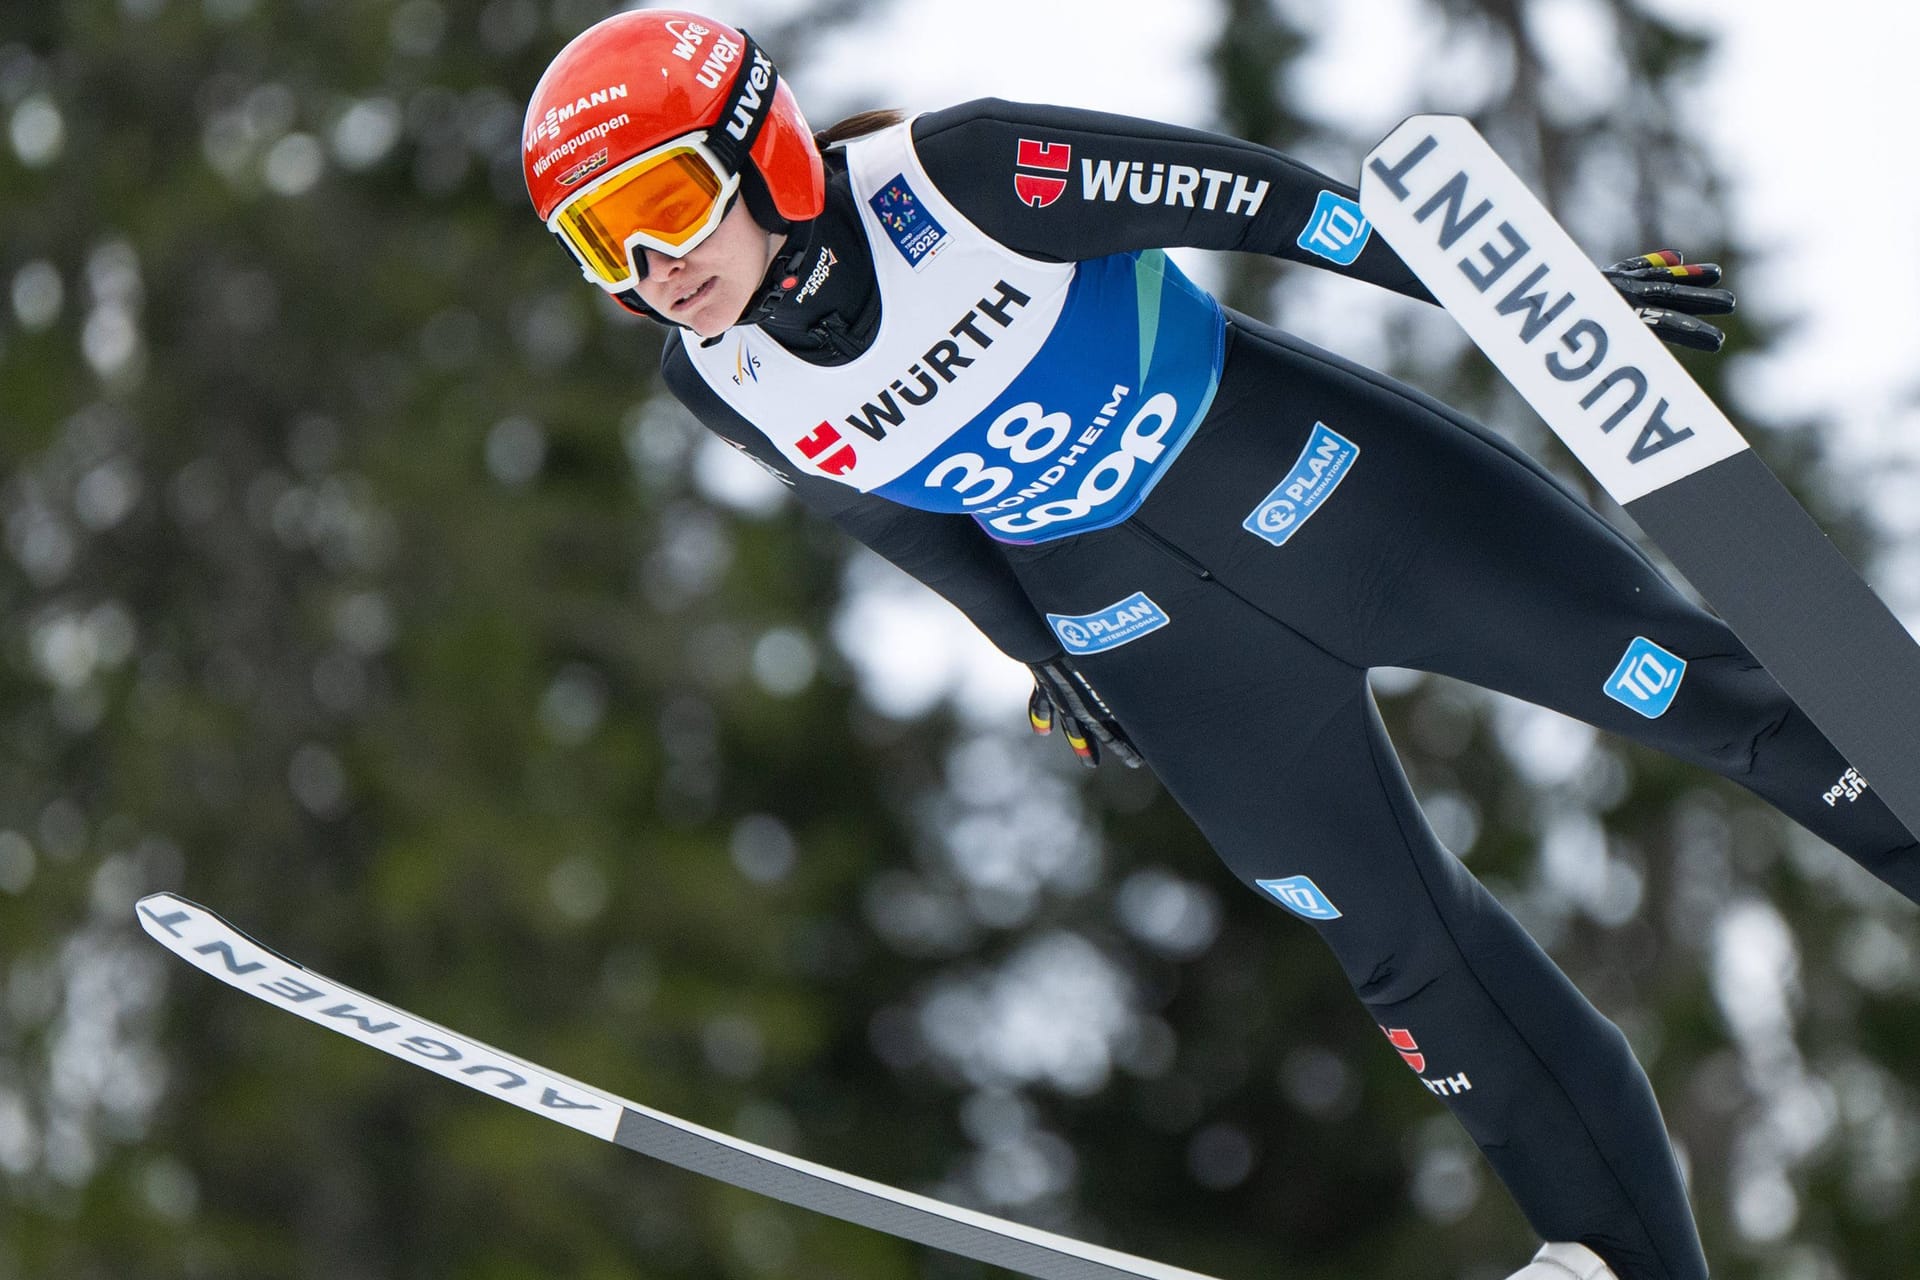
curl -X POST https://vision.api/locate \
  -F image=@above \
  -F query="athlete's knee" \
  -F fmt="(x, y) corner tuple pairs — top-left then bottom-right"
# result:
(1653, 651), (1792, 776)
(1327, 926), (1460, 1006)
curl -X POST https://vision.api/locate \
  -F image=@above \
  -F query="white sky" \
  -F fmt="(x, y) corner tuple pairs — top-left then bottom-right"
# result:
(711, 0), (1920, 715)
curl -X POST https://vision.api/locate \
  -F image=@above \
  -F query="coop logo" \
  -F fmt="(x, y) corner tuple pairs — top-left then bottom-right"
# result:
(1243, 422), (1359, 547)
(1014, 138), (1073, 208)
(1824, 767), (1869, 807)
(1604, 637), (1686, 719)
(1081, 157), (1270, 216)
(1255, 875), (1341, 921)
(1046, 591), (1169, 655)
(525, 83), (630, 151)
(1297, 190), (1373, 266)
(556, 148), (610, 188)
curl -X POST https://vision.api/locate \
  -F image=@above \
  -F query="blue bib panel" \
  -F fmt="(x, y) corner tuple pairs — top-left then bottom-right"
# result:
(875, 249), (1223, 544)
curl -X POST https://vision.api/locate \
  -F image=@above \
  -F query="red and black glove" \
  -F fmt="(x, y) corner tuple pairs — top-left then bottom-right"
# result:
(1027, 656), (1142, 769)
(1603, 250), (1736, 353)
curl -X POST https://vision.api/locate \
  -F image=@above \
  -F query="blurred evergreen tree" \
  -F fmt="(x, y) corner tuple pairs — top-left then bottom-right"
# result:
(1, 3), (1914, 1280)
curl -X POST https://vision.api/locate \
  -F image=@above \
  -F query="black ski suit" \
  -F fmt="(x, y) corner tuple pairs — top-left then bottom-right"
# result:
(660, 99), (1920, 1280)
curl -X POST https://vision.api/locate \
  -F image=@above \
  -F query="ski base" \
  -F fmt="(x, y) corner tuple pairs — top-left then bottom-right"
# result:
(136, 893), (1226, 1280)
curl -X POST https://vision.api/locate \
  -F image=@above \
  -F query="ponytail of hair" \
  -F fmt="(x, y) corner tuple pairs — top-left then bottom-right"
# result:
(813, 108), (907, 150)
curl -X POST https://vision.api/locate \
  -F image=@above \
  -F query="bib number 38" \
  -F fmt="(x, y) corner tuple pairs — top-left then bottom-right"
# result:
(924, 392), (1181, 537)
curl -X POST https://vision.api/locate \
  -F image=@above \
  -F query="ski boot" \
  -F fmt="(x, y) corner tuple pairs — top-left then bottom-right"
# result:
(1505, 1242), (1617, 1280)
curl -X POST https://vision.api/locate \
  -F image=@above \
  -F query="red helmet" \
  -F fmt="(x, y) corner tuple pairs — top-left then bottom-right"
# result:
(524, 9), (823, 291)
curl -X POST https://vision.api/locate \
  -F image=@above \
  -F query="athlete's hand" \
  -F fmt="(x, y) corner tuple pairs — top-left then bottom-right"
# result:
(1027, 657), (1142, 770)
(1603, 250), (1736, 353)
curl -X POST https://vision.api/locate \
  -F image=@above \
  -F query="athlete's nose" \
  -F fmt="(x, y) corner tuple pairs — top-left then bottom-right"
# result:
(640, 246), (683, 280)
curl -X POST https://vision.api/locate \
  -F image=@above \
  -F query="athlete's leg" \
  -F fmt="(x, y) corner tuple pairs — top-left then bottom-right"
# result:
(1170, 317), (1919, 900)
(1007, 542), (1707, 1280)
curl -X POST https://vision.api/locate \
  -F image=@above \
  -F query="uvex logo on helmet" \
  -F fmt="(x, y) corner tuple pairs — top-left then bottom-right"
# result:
(725, 48), (776, 143)
(670, 21), (743, 91)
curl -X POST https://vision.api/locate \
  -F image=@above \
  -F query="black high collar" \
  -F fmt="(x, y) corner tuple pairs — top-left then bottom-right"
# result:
(739, 156), (879, 366)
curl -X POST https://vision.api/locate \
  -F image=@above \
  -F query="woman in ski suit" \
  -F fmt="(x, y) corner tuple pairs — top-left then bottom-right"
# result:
(521, 13), (1917, 1280)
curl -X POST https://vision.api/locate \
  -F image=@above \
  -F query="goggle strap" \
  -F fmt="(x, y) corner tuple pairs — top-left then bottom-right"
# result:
(705, 32), (778, 178)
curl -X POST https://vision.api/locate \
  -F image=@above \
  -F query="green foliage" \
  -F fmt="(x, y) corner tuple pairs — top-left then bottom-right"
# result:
(1, 3), (1914, 1280)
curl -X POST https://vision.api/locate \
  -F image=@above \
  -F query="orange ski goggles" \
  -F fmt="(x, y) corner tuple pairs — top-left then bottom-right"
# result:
(546, 134), (740, 291)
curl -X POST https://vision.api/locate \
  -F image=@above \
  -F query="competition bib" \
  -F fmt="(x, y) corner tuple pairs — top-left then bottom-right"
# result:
(687, 121), (1226, 544)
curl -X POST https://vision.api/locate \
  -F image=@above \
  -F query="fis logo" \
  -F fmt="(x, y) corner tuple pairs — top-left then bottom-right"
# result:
(731, 341), (762, 386)
(1014, 138), (1073, 208)
(870, 175), (950, 269)
(1824, 767), (1869, 807)
(1297, 190), (1373, 266)
(1244, 423), (1359, 547)
(1047, 591), (1169, 655)
(1255, 875), (1342, 921)
(1605, 637), (1686, 719)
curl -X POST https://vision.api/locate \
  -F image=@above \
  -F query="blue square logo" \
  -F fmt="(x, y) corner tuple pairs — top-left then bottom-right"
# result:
(1605, 637), (1687, 719)
(1256, 876), (1342, 921)
(869, 174), (950, 269)
(1296, 190), (1372, 266)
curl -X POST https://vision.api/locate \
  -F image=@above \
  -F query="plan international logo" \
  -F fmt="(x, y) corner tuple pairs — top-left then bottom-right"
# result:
(1244, 422), (1360, 547)
(1047, 591), (1169, 655)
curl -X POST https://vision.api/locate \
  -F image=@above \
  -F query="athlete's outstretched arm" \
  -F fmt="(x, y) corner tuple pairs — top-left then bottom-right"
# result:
(662, 336), (1061, 662)
(910, 98), (1435, 300)
(911, 100), (1737, 351)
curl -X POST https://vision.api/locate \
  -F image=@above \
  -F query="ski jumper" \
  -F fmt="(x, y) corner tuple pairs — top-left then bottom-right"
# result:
(662, 100), (1920, 1280)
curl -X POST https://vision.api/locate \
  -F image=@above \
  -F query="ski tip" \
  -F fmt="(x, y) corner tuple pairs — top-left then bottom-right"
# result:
(134, 893), (199, 946)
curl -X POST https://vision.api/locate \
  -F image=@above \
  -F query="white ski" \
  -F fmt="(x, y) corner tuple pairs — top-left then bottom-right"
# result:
(136, 892), (1226, 1280)
(1359, 114), (1920, 842)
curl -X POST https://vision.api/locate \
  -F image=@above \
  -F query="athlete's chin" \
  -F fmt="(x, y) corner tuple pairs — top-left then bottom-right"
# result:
(686, 296), (748, 338)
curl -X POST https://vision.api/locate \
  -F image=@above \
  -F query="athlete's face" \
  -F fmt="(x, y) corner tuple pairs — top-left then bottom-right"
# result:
(632, 199), (786, 338)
